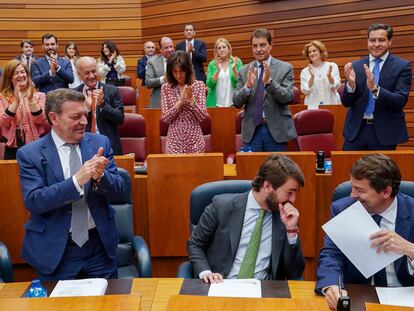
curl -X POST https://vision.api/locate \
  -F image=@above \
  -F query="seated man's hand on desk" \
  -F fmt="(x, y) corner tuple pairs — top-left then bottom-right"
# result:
(325, 286), (348, 311)
(200, 271), (224, 284)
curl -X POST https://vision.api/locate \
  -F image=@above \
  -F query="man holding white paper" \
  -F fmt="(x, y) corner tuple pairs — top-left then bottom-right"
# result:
(188, 154), (305, 283)
(316, 154), (414, 310)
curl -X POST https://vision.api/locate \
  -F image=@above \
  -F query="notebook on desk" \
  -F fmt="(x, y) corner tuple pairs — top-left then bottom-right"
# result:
(179, 279), (290, 298)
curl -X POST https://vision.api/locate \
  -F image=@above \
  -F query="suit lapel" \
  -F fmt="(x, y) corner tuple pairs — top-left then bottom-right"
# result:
(394, 193), (410, 274)
(271, 211), (284, 279)
(228, 193), (249, 257)
(40, 133), (65, 182)
(378, 54), (393, 85)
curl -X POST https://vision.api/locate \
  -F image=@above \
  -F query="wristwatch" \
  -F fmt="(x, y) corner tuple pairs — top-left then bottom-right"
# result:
(286, 226), (299, 234)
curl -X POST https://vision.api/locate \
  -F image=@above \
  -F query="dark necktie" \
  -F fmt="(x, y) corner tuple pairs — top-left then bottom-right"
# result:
(364, 58), (382, 115)
(254, 64), (265, 126)
(26, 56), (31, 72)
(372, 214), (388, 287)
(238, 209), (265, 278)
(88, 87), (96, 133)
(67, 144), (89, 247)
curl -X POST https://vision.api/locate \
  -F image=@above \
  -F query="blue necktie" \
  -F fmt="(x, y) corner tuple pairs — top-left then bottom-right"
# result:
(372, 214), (388, 287)
(364, 58), (382, 115)
(67, 144), (89, 247)
(254, 64), (265, 126)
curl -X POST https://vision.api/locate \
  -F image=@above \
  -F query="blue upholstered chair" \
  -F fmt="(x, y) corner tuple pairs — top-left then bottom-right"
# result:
(332, 180), (414, 202)
(0, 241), (13, 283)
(112, 168), (152, 278)
(177, 180), (252, 278)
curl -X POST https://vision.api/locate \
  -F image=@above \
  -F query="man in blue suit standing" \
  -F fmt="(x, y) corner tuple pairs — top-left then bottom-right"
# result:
(31, 33), (74, 93)
(342, 23), (412, 150)
(176, 24), (207, 82)
(17, 88), (124, 280)
(316, 154), (414, 310)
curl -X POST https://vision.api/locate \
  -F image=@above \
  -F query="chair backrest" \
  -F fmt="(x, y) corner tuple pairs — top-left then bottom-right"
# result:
(293, 109), (336, 157)
(160, 115), (212, 153)
(235, 110), (243, 152)
(117, 113), (147, 162)
(118, 86), (136, 113)
(332, 180), (414, 202)
(0, 241), (13, 282)
(124, 76), (132, 87)
(109, 168), (137, 277)
(292, 86), (300, 105)
(189, 180), (252, 233)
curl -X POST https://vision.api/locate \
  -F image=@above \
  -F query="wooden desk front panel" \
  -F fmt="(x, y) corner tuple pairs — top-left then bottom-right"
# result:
(137, 105), (346, 159)
(331, 150), (414, 191)
(146, 154), (224, 256)
(235, 152), (316, 258)
(0, 161), (27, 264)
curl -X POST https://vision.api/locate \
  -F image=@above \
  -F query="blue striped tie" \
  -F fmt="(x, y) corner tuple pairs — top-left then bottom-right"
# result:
(68, 144), (89, 247)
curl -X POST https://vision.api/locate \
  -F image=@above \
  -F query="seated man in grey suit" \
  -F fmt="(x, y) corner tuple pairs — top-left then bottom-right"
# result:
(188, 154), (305, 283)
(233, 28), (296, 152)
(145, 37), (174, 108)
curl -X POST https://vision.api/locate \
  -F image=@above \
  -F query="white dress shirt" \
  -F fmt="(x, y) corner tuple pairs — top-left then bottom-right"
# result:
(199, 190), (297, 280)
(51, 130), (96, 230)
(373, 197), (414, 286)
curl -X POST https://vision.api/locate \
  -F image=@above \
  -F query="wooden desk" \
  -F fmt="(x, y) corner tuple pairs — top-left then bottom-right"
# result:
(366, 303), (414, 311)
(0, 294), (140, 310)
(167, 295), (328, 310)
(0, 279), (392, 311)
(146, 153), (224, 256)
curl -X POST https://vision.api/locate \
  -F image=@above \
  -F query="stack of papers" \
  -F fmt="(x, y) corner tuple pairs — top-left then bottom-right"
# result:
(376, 287), (414, 307)
(208, 279), (261, 298)
(322, 201), (402, 278)
(50, 278), (108, 297)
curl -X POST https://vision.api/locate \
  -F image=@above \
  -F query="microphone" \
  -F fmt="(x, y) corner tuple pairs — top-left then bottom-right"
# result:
(337, 275), (351, 311)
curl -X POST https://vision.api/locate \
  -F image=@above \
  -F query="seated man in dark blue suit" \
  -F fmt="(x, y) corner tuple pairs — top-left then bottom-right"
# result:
(341, 23), (412, 150)
(31, 33), (74, 93)
(316, 154), (414, 310)
(17, 88), (124, 280)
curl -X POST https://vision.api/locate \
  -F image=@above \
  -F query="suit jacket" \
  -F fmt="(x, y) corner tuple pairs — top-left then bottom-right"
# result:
(145, 55), (166, 108)
(316, 193), (414, 292)
(341, 54), (412, 146)
(188, 192), (305, 280)
(137, 55), (149, 86)
(31, 56), (74, 93)
(74, 83), (124, 155)
(17, 133), (124, 275)
(233, 57), (297, 144)
(176, 39), (207, 82)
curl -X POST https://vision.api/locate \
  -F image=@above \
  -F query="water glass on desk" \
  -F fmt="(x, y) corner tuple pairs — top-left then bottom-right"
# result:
(25, 279), (47, 298)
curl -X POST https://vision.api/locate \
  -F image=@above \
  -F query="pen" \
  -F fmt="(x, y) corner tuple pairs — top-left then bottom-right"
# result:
(338, 275), (342, 297)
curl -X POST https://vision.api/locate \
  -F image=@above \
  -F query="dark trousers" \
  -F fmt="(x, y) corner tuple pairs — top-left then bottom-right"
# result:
(37, 228), (117, 281)
(244, 124), (287, 152)
(343, 122), (396, 151)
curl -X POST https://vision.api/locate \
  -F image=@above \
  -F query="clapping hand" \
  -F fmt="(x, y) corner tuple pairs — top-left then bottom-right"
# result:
(246, 65), (257, 88)
(49, 53), (58, 74)
(363, 64), (375, 91)
(344, 62), (356, 89)
(327, 65), (334, 84)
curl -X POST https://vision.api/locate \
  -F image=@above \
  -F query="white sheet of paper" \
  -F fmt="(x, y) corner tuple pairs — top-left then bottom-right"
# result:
(50, 278), (108, 297)
(322, 201), (402, 278)
(208, 279), (261, 298)
(376, 286), (414, 307)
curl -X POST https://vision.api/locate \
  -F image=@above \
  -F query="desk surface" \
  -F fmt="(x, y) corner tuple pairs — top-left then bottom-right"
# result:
(0, 294), (141, 310)
(0, 279), (396, 311)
